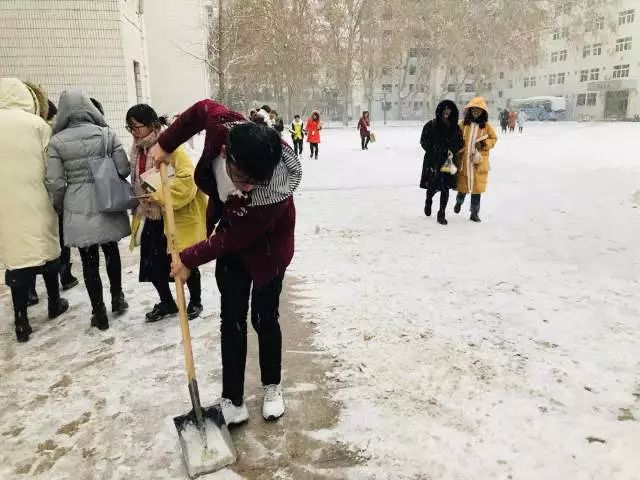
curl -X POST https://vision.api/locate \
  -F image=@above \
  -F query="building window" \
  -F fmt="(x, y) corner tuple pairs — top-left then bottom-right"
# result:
(382, 83), (392, 92)
(413, 102), (420, 110)
(409, 65), (417, 75)
(133, 60), (143, 103)
(592, 43), (602, 56)
(531, 77), (537, 87)
(558, 72), (566, 84)
(562, 27), (569, 38)
(619, 9), (635, 25)
(559, 49), (568, 61)
(587, 93), (597, 106)
(589, 68), (600, 80)
(418, 85), (425, 93)
(409, 84), (415, 93)
(498, 90), (503, 98)
(615, 37), (632, 52)
(382, 66), (391, 75)
(577, 94), (586, 106)
(507, 80), (513, 89)
(613, 64), (630, 78)
(551, 51), (559, 63)
(583, 45), (591, 57)
(447, 84), (456, 92)
(595, 16), (604, 30)
(485, 82), (493, 90)
(465, 83), (475, 92)
(552, 30), (560, 40)
(499, 72), (504, 79)
(549, 73), (557, 85)
(524, 77), (530, 87)
(409, 48), (418, 58)
(580, 70), (588, 82)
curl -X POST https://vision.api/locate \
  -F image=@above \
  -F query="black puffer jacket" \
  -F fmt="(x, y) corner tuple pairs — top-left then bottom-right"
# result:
(419, 100), (463, 190)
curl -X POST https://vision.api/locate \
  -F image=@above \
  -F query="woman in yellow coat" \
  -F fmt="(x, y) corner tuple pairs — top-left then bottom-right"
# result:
(127, 104), (207, 321)
(454, 97), (497, 222)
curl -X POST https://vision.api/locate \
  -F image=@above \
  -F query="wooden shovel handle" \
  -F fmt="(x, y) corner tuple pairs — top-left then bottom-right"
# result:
(159, 163), (197, 383)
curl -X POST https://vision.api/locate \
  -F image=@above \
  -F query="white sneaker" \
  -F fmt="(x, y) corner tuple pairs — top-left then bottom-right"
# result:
(219, 398), (249, 426)
(262, 384), (285, 421)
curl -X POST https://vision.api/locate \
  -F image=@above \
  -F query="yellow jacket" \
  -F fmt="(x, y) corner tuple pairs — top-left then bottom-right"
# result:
(130, 146), (207, 252)
(456, 97), (497, 194)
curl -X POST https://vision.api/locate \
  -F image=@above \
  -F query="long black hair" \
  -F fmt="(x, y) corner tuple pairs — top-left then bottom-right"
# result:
(126, 103), (167, 128)
(434, 100), (459, 130)
(463, 107), (488, 128)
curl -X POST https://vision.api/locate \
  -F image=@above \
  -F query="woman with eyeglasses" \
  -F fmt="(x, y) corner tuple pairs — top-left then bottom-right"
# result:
(126, 104), (207, 322)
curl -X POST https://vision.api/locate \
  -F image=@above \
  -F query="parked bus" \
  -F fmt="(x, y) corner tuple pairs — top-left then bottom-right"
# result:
(509, 96), (567, 121)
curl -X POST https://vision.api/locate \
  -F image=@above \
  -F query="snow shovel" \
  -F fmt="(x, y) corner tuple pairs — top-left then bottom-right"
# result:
(159, 163), (236, 478)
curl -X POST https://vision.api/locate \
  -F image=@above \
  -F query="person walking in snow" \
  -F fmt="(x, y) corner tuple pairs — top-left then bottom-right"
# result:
(357, 111), (371, 150)
(0, 78), (69, 342)
(306, 110), (322, 159)
(420, 100), (464, 225)
(127, 104), (207, 322)
(289, 114), (305, 155)
(148, 99), (302, 425)
(46, 90), (130, 331)
(453, 97), (498, 223)
(499, 109), (508, 134)
(508, 110), (517, 133)
(517, 109), (527, 133)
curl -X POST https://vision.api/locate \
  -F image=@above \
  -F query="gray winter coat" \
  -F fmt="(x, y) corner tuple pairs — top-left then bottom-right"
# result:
(46, 90), (131, 248)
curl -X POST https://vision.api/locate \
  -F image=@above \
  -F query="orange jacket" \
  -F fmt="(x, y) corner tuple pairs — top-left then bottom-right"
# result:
(306, 114), (322, 143)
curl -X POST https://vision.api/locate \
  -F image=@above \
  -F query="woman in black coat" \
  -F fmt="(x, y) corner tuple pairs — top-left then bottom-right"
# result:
(419, 100), (464, 225)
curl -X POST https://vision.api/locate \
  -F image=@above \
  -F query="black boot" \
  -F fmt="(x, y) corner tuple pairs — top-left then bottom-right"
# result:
(27, 288), (39, 307)
(187, 302), (203, 320)
(111, 291), (129, 316)
(437, 210), (448, 225)
(48, 298), (69, 319)
(145, 302), (178, 323)
(15, 310), (32, 343)
(424, 199), (432, 217)
(91, 304), (109, 330)
(470, 205), (481, 223)
(60, 266), (79, 291)
(454, 202), (462, 214)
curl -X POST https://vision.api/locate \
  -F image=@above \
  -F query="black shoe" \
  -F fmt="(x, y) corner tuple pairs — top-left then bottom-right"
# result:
(145, 302), (178, 323)
(470, 212), (482, 223)
(27, 289), (39, 307)
(15, 311), (32, 343)
(187, 302), (203, 320)
(48, 298), (69, 319)
(454, 203), (462, 214)
(437, 211), (448, 225)
(111, 292), (129, 316)
(90, 305), (109, 330)
(424, 200), (432, 217)
(61, 274), (79, 291)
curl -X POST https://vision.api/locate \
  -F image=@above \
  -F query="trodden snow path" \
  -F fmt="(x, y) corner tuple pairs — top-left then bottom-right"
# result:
(289, 122), (640, 480)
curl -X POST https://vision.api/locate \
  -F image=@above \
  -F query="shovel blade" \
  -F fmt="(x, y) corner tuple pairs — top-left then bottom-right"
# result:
(174, 405), (236, 478)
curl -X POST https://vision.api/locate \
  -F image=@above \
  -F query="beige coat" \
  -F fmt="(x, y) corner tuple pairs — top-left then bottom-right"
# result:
(0, 78), (60, 269)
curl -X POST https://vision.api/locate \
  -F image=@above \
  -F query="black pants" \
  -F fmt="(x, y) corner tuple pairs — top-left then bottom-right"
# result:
(78, 242), (122, 310)
(309, 143), (319, 158)
(361, 136), (370, 150)
(293, 139), (303, 155)
(6, 260), (61, 318)
(29, 214), (71, 296)
(456, 192), (481, 213)
(216, 255), (284, 405)
(152, 267), (201, 306)
(426, 188), (449, 213)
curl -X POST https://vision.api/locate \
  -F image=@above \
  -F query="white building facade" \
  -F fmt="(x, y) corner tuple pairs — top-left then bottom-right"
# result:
(493, 0), (640, 121)
(0, 0), (149, 140)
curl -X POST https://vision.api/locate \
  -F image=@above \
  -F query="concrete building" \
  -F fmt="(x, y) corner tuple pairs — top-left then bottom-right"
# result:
(0, 0), (149, 140)
(144, 0), (210, 116)
(493, 0), (640, 120)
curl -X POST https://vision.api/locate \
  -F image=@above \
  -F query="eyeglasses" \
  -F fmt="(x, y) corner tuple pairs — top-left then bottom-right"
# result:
(225, 150), (271, 187)
(125, 124), (146, 133)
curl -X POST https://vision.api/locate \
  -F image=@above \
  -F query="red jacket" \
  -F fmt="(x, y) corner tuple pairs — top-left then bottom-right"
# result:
(357, 116), (370, 137)
(158, 100), (299, 285)
(306, 115), (321, 143)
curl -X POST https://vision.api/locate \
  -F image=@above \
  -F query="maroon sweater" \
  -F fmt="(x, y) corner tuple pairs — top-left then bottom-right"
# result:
(157, 100), (297, 285)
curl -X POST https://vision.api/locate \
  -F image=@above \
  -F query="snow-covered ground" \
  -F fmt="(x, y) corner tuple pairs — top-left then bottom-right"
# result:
(1, 121), (639, 480)
(291, 122), (640, 479)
